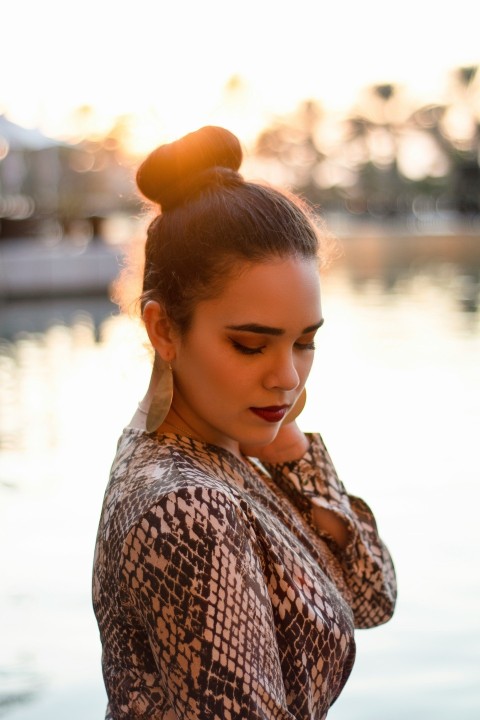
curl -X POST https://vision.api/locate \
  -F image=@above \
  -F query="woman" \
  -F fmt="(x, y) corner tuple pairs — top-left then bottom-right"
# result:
(92, 126), (396, 720)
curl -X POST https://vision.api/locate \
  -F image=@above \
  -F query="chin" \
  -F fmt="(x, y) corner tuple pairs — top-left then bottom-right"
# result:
(240, 425), (280, 447)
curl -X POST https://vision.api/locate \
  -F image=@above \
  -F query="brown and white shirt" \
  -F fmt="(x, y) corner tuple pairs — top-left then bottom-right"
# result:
(92, 429), (396, 719)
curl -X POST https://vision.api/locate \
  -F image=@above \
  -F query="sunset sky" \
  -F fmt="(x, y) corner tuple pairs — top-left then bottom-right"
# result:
(2, 0), (479, 152)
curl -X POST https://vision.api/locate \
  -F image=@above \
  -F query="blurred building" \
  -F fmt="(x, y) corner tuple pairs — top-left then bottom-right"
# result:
(0, 115), (66, 239)
(0, 116), (137, 300)
(0, 115), (138, 242)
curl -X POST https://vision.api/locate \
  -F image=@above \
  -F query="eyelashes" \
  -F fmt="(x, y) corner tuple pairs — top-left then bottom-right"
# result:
(229, 339), (316, 355)
(230, 339), (265, 355)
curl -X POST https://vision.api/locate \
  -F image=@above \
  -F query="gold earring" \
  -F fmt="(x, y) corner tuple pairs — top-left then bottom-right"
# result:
(146, 361), (174, 433)
(282, 388), (307, 426)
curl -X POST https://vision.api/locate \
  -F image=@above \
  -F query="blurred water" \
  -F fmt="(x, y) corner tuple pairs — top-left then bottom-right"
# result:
(0, 234), (479, 719)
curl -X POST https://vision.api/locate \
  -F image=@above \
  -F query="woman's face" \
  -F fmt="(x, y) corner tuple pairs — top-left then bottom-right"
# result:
(170, 256), (323, 456)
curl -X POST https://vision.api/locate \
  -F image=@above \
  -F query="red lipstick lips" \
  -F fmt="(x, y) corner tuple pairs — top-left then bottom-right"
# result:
(250, 406), (289, 423)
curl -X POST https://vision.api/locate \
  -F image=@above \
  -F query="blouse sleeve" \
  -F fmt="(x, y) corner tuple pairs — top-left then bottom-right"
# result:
(119, 485), (297, 720)
(263, 433), (397, 629)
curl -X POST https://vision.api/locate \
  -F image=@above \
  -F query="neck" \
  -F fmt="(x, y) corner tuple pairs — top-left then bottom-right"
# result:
(160, 406), (204, 442)
(139, 366), (243, 460)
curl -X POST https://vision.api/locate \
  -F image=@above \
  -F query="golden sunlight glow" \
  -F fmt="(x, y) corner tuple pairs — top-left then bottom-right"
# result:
(1, 0), (479, 151)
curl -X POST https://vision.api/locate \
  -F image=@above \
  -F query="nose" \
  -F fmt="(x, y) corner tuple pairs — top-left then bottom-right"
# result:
(263, 348), (300, 392)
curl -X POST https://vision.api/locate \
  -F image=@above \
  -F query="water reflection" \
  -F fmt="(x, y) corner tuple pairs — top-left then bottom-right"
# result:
(0, 233), (479, 718)
(0, 665), (42, 718)
(0, 302), (148, 717)
(335, 228), (480, 312)
(0, 296), (117, 341)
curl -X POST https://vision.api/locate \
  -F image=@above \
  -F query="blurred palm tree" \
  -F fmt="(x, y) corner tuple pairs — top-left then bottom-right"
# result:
(255, 99), (327, 206)
(342, 83), (411, 217)
(410, 65), (480, 216)
(253, 68), (480, 221)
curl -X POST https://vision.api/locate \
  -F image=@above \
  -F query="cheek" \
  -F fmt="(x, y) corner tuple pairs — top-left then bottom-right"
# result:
(178, 340), (236, 389)
(208, 353), (254, 391)
(298, 353), (315, 380)
(197, 350), (258, 402)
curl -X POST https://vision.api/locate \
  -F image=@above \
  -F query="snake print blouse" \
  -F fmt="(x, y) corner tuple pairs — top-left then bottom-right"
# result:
(92, 429), (396, 720)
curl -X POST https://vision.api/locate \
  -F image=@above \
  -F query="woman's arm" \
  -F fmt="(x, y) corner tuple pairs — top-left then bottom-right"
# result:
(119, 486), (297, 720)
(242, 423), (351, 549)
(260, 430), (397, 629)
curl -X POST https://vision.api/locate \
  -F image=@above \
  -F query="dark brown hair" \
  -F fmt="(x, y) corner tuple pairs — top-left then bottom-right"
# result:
(136, 126), (321, 333)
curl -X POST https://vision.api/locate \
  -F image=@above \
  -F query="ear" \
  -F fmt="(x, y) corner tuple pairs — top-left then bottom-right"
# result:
(143, 301), (178, 361)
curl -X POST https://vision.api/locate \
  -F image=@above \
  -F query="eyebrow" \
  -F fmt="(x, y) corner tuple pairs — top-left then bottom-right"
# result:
(225, 319), (324, 336)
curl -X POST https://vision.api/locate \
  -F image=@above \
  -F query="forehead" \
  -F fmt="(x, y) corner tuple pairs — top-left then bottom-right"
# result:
(196, 257), (321, 327)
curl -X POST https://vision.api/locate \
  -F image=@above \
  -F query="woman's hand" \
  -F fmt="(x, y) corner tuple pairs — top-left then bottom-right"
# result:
(241, 390), (309, 463)
(241, 421), (309, 463)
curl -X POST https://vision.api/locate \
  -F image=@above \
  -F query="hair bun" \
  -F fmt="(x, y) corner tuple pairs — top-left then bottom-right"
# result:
(136, 126), (243, 208)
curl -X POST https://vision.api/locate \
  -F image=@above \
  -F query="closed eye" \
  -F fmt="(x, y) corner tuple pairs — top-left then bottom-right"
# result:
(294, 330), (318, 351)
(295, 341), (316, 351)
(229, 338), (266, 355)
